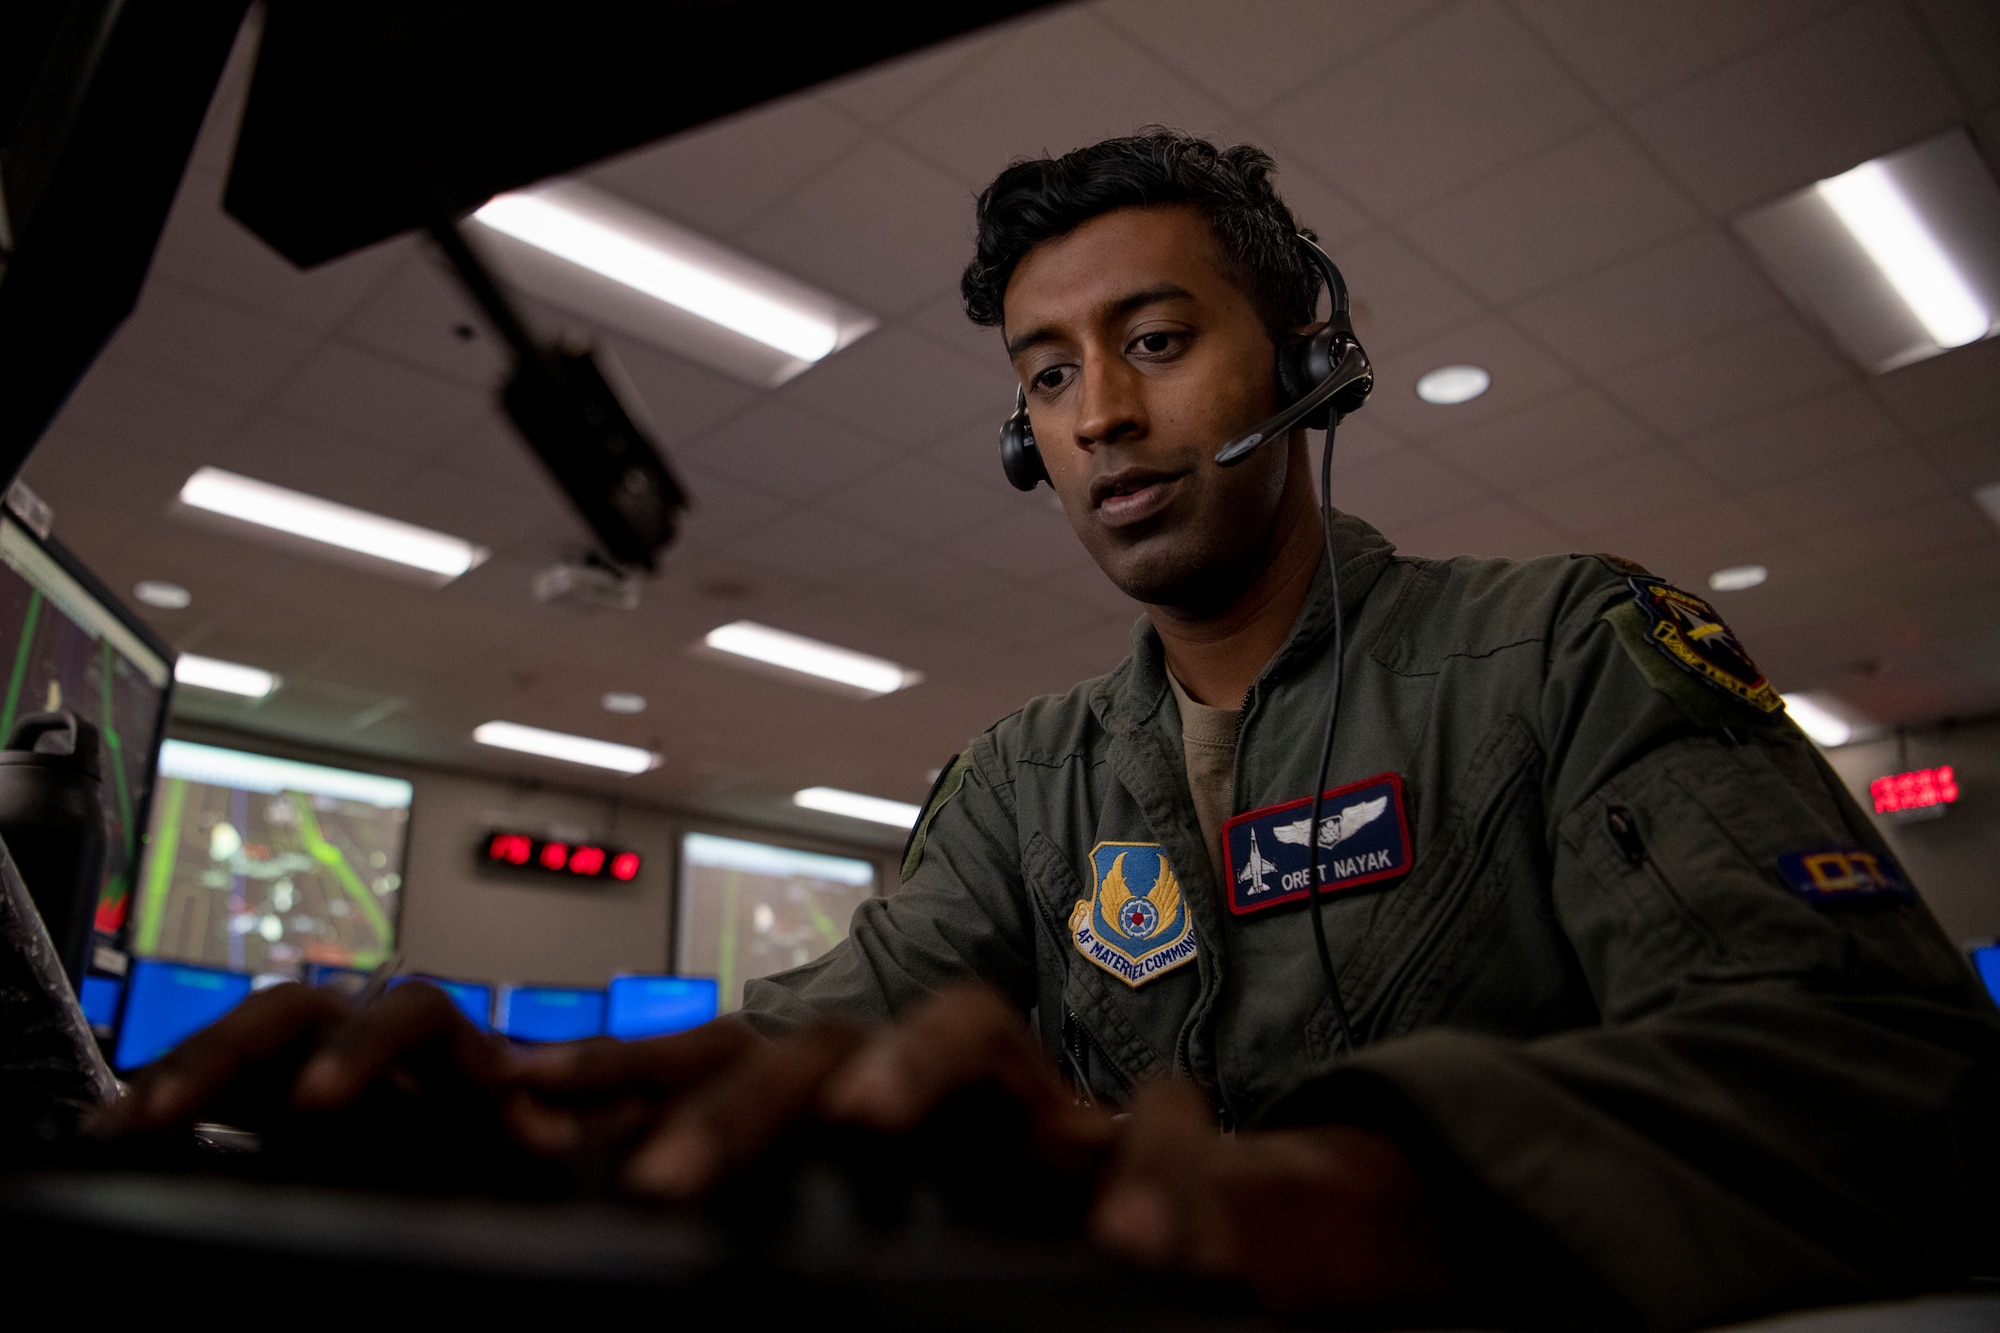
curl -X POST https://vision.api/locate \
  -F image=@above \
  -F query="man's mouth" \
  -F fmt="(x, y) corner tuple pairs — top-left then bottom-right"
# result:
(1091, 469), (1185, 527)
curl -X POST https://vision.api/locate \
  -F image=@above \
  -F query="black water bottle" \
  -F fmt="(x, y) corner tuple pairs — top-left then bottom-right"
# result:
(0, 712), (107, 991)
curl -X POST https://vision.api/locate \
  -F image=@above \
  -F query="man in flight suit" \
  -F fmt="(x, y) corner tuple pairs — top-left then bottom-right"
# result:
(103, 131), (2000, 1330)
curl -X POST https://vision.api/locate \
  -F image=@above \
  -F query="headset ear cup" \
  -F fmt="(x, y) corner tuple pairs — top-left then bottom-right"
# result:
(1276, 332), (1341, 432)
(999, 394), (1049, 491)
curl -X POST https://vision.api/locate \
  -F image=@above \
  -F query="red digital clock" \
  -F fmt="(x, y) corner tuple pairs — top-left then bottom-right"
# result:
(482, 830), (642, 881)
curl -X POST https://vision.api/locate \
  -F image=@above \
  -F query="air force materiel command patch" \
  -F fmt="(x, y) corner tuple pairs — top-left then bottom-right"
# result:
(1222, 773), (1412, 916)
(1070, 842), (1198, 987)
(1628, 577), (1783, 713)
(1777, 845), (1914, 904)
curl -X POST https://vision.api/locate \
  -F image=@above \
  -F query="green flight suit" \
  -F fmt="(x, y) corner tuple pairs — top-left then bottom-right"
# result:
(743, 511), (2000, 1330)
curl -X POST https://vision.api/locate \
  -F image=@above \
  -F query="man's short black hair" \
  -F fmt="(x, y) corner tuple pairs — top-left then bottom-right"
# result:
(960, 128), (1320, 337)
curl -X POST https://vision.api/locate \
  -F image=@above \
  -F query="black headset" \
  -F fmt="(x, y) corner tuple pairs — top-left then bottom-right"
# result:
(997, 233), (1372, 489)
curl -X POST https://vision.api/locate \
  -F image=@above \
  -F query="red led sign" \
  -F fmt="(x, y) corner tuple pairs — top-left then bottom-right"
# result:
(482, 831), (642, 882)
(1869, 766), (1959, 814)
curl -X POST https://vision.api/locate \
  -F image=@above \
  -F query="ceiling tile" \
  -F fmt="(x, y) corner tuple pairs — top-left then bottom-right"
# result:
(584, 94), (867, 235)
(1912, 416), (2000, 490)
(942, 505), (1100, 584)
(777, 327), (1008, 450)
(1602, 314), (1851, 437)
(41, 362), (253, 458)
(735, 139), (980, 318)
(1506, 226), (1784, 376)
(1321, 413), (1409, 471)
(885, 7), (1236, 191)
(1428, 386), (1652, 489)
(1387, 500), (1568, 560)
(1095, 0), (1447, 114)
(1676, 386), (1905, 489)
(819, 457), (1021, 547)
(1398, 125), (1701, 304)
(1258, 0), (1598, 216)
(595, 336), (760, 448)
(1331, 228), (1486, 357)
(1515, 446), (1730, 540)
(714, 506), (907, 589)
(678, 401), (897, 504)
(206, 412), (424, 512)
(94, 280), (319, 402)
(903, 289), (1007, 372)
(668, 465), (797, 557)
(1743, 443), (1954, 538)
(1913, 0), (2000, 108)
(815, 24), (1007, 127)
(1268, 157), (1375, 247)
(269, 343), (489, 461)
(1780, 491), (1994, 578)
(1623, 1), (1963, 215)
(1359, 316), (1579, 440)
(336, 254), (510, 390)
(1330, 446), (1491, 529)
(1513, 0), (1844, 107)
(1866, 336), (2000, 437)
(1585, 498), (1783, 589)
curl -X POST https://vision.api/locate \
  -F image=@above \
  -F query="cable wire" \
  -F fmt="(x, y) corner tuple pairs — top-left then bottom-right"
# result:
(1303, 417), (1358, 1055)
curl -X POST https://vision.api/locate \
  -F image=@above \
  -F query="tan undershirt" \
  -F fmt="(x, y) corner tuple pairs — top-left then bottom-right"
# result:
(1167, 671), (1241, 891)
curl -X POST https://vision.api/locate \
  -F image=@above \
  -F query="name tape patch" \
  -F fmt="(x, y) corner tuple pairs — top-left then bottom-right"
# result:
(1777, 846), (1913, 904)
(1070, 842), (1199, 987)
(1222, 773), (1412, 916)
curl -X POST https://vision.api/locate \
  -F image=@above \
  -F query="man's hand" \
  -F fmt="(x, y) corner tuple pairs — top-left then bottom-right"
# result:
(1092, 1081), (1454, 1315)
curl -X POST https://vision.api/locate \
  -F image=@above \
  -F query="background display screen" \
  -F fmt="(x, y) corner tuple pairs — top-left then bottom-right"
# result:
(389, 975), (493, 1031)
(131, 741), (412, 973)
(496, 985), (605, 1041)
(676, 833), (876, 1011)
(113, 958), (252, 1071)
(0, 515), (173, 938)
(606, 974), (718, 1039)
(1974, 944), (2000, 1005)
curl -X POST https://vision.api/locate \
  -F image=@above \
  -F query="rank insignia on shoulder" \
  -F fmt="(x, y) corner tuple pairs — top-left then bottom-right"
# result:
(1070, 842), (1198, 987)
(1777, 845), (1914, 904)
(1222, 773), (1412, 916)
(1628, 577), (1783, 713)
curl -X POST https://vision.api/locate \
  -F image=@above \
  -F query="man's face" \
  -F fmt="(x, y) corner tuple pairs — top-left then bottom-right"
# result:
(1003, 205), (1296, 611)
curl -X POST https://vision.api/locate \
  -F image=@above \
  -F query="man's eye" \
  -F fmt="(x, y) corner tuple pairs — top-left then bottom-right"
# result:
(1034, 367), (1069, 391)
(1134, 332), (1177, 355)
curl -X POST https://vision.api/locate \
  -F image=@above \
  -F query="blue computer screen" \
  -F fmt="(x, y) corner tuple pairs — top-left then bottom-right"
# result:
(1974, 945), (2000, 1005)
(387, 975), (493, 1031)
(113, 959), (253, 1071)
(496, 986), (606, 1042)
(606, 975), (719, 1040)
(79, 975), (123, 1030)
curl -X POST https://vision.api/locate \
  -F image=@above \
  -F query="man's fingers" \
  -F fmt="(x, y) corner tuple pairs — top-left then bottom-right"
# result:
(1090, 1080), (1221, 1268)
(506, 1017), (765, 1096)
(89, 983), (352, 1135)
(819, 986), (1049, 1130)
(291, 980), (498, 1110)
(623, 1020), (866, 1199)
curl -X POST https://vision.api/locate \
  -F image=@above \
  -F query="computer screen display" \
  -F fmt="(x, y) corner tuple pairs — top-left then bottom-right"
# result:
(79, 973), (122, 1032)
(496, 985), (606, 1042)
(388, 974), (493, 1032)
(0, 513), (174, 939)
(676, 833), (876, 1011)
(113, 957), (253, 1071)
(1973, 944), (2000, 1005)
(130, 741), (413, 974)
(606, 974), (718, 1039)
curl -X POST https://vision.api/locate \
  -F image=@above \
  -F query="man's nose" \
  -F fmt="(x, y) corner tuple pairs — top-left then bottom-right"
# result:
(1074, 354), (1146, 447)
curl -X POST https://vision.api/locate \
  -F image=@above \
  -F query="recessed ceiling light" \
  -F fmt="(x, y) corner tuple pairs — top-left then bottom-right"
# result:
(135, 580), (192, 609)
(177, 467), (489, 583)
(1735, 129), (2000, 374)
(472, 182), (876, 387)
(1780, 693), (1852, 748)
(472, 720), (658, 774)
(793, 786), (923, 828)
(1707, 564), (1768, 592)
(601, 691), (646, 714)
(695, 621), (921, 699)
(1415, 364), (1491, 405)
(1975, 481), (2000, 531)
(175, 653), (278, 699)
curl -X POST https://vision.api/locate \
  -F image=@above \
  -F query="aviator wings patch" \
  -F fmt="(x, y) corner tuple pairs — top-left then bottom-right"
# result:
(1223, 774), (1412, 916)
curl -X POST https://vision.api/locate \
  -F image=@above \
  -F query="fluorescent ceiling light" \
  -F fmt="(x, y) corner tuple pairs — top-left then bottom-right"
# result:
(472, 721), (658, 774)
(1780, 693), (1852, 748)
(178, 467), (488, 581)
(1818, 161), (1988, 349)
(471, 182), (875, 387)
(1415, 364), (1490, 405)
(793, 786), (923, 829)
(1707, 564), (1768, 592)
(1975, 481), (2000, 532)
(698, 621), (921, 698)
(134, 580), (191, 609)
(601, 691), (646, 714)
(1735, 129), (2000, 374)
(175, 653), (278, 699)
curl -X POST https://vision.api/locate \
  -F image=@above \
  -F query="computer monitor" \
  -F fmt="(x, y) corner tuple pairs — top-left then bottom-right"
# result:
(1972, 943), (2000, 1005)
(130, 741), (413, 974)
(388, 974), (493, 1032)
(78, 973), (122, 1034)
(606, 975), (719, 1039)
(0, 511), (174, 941)
(676, 833), (877, 1010)
(495, 985), (606, 1042)
(113, 957), (253, 1071)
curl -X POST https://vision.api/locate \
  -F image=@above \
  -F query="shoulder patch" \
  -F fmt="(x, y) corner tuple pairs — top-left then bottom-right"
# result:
(1592, 552), (1655, 578)
(1777, 846), (1914, 904)
(1625, 577), (1782, 713)
(900, 753), (972, 883)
